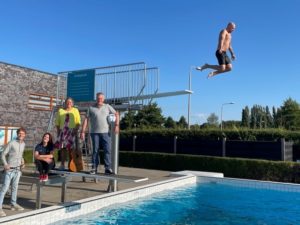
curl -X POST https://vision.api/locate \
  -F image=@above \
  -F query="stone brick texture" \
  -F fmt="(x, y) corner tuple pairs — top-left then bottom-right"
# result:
(0, 62), (60, 147)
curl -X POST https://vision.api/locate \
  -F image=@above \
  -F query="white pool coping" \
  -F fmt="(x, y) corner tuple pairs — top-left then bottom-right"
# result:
(171, 170), (300, 192)
(171, 170), (224, 178)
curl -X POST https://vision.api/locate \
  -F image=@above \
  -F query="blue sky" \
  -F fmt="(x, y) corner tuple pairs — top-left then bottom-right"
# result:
(1, 0), (300, 124)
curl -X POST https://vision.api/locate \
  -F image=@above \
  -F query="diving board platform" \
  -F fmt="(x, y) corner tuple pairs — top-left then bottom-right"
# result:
(50, 170), (148, 183)
(124, 89), (193, 101)
(106, 89), (192, 102)
(104, 89), (193, 104)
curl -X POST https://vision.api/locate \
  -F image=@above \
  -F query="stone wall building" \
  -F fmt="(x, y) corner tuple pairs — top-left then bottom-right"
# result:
(0, 61), (65, 148)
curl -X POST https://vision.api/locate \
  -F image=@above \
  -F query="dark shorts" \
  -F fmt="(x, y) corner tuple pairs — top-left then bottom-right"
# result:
(215, 50), (231, 65)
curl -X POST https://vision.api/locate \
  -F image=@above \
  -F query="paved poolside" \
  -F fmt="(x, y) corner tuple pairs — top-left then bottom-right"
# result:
(1, 166), (171, 218)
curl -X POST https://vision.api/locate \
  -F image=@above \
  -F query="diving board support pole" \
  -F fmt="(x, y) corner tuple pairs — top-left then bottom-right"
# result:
(108, 115), (120, 192)
(188, 66), (195, 129)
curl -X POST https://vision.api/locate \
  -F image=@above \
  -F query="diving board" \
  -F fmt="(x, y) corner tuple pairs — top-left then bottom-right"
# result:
(105, 89), (193, 105)
(135, 89), (193, 99)
(106, 89), (192, 102)
(75, 89), (193, 111)
(50, 170), (148, 183)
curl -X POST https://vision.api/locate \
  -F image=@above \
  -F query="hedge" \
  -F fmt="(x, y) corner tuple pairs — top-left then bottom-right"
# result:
(119, 151), (300, 183)
(121, 128), (300, 142)
(22, 149), (300, 184)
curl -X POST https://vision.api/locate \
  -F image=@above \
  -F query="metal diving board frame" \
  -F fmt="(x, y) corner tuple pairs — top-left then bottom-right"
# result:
(105, 89), (193, 110)
(49, 170), (148, 183)
(20, 174), (68, 209)
(112, 89), (193, 102)
(17, 169), (148, 209)
(134, 89), (193, 100)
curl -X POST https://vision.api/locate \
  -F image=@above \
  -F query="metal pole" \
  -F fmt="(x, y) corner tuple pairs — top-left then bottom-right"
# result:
(281, 138), (285, 161)
(56, 75), (60, 106)
(36, 182), (41, 209)
(220, 102), (235, 130)
(188, 66), (195, 130)
(111, 128), (119, 175)
(221, 104), (224, 130)
(108, 114), (119, 192)
(133, 135), (137, 152)
(222, 137), (226, 157)
(114, 68), (116, 101)
(174, 136), (177, 154)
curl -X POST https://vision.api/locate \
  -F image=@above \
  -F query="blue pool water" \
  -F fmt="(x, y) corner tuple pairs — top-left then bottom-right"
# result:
(54, 182), (300, 225)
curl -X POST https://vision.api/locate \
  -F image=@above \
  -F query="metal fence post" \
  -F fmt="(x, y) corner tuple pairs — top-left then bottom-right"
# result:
(222, 137), (226, 157)
(281, 138), (285, 161)
(133, 135), (137, 152)
(174, 136), (178, 154)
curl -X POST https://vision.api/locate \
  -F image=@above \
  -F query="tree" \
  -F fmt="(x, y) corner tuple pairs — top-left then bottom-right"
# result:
(134, 103), (165, 128)
(190, 124), (201, 130)
(241, 106), (250, 128)
(165, 116), (176, 128)
(223, 120), (241, 129)
(250, 105), (268, 129)
(177, 116), (188, 129)
(265, 106), (273, 128)
(280, 98), (300, 130)
(273, 106), (283, 128)
(207, 113), (219, 128)
(120, 110), (136, 130)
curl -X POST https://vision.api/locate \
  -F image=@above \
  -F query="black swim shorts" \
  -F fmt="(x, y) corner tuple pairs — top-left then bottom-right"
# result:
(215, 50), (231, 65)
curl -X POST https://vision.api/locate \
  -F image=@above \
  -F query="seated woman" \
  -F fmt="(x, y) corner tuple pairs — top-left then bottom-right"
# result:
(34, 133), (55, 182)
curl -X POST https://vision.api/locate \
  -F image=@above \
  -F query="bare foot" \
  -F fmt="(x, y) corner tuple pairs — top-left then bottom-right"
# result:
(196, 63), (208, 71)
(201, 63), (209, 71)
(207, 71), (215, 78)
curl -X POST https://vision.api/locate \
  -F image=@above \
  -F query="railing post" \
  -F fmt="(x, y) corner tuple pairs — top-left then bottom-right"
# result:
(133, 135), (137, 152)
(222, 137), (226, 157)
(61, 178), (67, 203)
(281, 138), (285, 161)
(36, 182), (41, 209)
(174, 136), (178, 154)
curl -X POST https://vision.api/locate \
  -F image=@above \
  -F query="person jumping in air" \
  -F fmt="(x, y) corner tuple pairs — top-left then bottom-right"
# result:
(197, 22), (236, 78)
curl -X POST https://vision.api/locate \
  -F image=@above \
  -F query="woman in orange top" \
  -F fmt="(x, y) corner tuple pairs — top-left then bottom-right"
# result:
(55, 97), (81, 170)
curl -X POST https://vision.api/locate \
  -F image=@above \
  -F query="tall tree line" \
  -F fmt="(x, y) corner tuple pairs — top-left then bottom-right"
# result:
(120, 103), (188, 130)
(120, 98), (300, 130)
(241, 98), (300, 130)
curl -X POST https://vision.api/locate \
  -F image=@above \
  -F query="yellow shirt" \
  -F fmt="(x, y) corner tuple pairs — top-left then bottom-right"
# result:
(55, 107), (81, 129)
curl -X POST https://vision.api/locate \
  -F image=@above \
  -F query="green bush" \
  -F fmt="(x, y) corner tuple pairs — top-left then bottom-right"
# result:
(119, 151), (300, 183)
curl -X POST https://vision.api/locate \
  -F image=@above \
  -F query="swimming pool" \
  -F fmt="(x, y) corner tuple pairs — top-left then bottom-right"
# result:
(52, 178), (300, 225)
